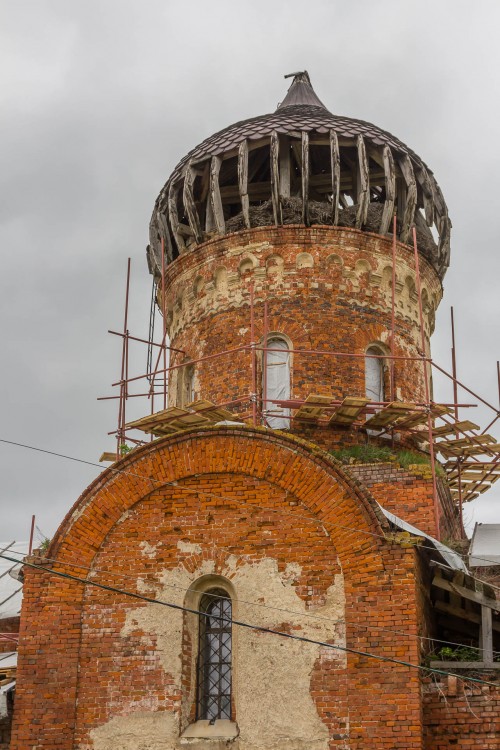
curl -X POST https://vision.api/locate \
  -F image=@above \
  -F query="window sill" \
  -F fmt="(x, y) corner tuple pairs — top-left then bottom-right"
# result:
(181, 720), (239, 740)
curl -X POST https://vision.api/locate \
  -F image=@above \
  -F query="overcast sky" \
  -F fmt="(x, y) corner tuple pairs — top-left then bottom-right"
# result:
(1, 0), (500, 546)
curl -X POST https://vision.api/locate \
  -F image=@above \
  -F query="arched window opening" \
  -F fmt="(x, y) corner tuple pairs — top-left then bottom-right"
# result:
(197, 588), (232, 721)
(264, 337), (291, 430)
(177, 363), (195, 407)
(365, 346), (385, 405)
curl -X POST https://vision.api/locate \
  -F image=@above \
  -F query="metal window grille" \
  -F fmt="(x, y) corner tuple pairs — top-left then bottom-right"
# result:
(196, 588), (232, 721)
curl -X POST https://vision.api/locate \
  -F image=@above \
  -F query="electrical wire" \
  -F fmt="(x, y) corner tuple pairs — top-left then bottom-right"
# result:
(3, 436), (500, 569)
(5, 545), (500, 658)
(0, 551), (498, 689)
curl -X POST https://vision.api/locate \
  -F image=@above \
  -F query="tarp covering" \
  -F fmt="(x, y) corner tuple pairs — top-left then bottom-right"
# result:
(378, 504), (468, 572)
(0, 542), (26, 619)
(469, 523), (500, 567)
(265, 338), (290, 430)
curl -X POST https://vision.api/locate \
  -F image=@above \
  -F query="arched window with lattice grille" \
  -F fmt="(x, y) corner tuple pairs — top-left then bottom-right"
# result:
(196, 588), (232, 721)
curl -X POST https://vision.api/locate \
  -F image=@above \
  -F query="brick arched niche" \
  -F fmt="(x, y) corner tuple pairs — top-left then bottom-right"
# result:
(12, 428), (425, 750)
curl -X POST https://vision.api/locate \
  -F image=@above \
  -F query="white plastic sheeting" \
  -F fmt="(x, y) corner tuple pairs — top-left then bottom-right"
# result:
(469, 523), (500, 566)
(0, 542), (26, 619)
(265, 338), (290, 430)
(378, 504), (468, 572)
(365, 347), (385, 402)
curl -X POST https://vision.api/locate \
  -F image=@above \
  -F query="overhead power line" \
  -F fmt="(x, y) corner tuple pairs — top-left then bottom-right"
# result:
(5, 546), (500, 658)
(0, 551), (498, 689)
(1, 436), (500, 569)
(2, 436), (500, 571)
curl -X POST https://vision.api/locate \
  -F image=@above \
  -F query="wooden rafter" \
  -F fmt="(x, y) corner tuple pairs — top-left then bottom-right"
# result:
(398, 154), (417, 243)
(183, 162), (203, 244)
(379, 145), (395, 235)
(237, 140), (250, 229)
(209, 156), (225, 235)
(329, 129), (340, 225)
(301, 131), (309, 225)
(356, 135), (369, 228)
(270, 131), (281, 225)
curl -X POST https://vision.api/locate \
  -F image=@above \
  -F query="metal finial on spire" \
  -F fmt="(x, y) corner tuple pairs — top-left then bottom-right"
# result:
(284, 70), (311, 83)
(277, 71), (328, 111)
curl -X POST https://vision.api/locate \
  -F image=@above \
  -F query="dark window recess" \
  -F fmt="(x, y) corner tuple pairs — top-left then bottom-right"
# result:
(196, 588), (232, 721)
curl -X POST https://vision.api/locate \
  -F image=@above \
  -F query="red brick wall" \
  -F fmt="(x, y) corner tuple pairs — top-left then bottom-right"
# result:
(162, 226), (441, 432)
(423, 675), (500, 748)
(12, 428), (426, 749)
(349, 463), (461, 540)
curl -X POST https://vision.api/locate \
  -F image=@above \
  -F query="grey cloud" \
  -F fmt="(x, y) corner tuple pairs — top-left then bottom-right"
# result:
(1, 0), (500, 541)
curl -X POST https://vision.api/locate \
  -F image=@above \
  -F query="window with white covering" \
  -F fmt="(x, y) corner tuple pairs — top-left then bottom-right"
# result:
(264, 336), (291, 429)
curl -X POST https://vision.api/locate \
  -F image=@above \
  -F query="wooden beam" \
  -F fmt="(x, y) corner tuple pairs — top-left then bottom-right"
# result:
(399, 154), (417, 243)
(182, 162), (203, 244)
(279, 135), (291, 199)
(380, 145), (395, 234)
(356, 135), (369, 228)
(438, 212), (451, 270)
(270, 131), (281, 225)
(156, 210), (174, 264)
(430, 661), (500, 670)
(168, 182), (186, 254)
(481, 605), (494, 666)
(415, 164), (435, 227)
(301, 131), (309, 225)
(237, 140), (250, 229)
(209, 155), (225, 235)
(432, 575), (499, 610)
(329, 129), (340, 225)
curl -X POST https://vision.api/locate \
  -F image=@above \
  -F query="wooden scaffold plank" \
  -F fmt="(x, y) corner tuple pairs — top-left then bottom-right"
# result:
(329, 397), (369, 426)
(187, 400), (235, 422)
(294, 394), (333, 424)
(364, 402), (416, 430)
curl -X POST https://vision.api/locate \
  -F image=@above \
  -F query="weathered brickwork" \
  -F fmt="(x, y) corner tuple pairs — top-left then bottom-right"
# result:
(162, 226), (441, 429)
(13, 428), (428, 750)
(349, 463), (461, 540)
(423, 675), (500, 748)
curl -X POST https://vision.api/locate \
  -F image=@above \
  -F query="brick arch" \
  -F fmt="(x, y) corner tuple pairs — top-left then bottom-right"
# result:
(50, 427), (389, 572)
(14, 427), (427, 750)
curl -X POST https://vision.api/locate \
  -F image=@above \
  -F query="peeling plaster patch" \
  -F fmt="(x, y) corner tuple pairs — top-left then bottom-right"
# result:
(122, 560), (216, 677)
(233, 558), (345, 750)
(177, 540), (202, 555)
(121, 556), (345, 750)
(282, 562), (301, 582)
(89, 710), (177, 750)
(139, 541), (158, 559)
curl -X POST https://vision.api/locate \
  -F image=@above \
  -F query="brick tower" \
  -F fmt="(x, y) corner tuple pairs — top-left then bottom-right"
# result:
(146, 71), (454, 535)
(13, 74), (499, 750)
(148, 72), (448, 432)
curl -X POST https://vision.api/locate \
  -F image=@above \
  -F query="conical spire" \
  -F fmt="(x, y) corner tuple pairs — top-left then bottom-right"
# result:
(277, 71), (329, 111)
